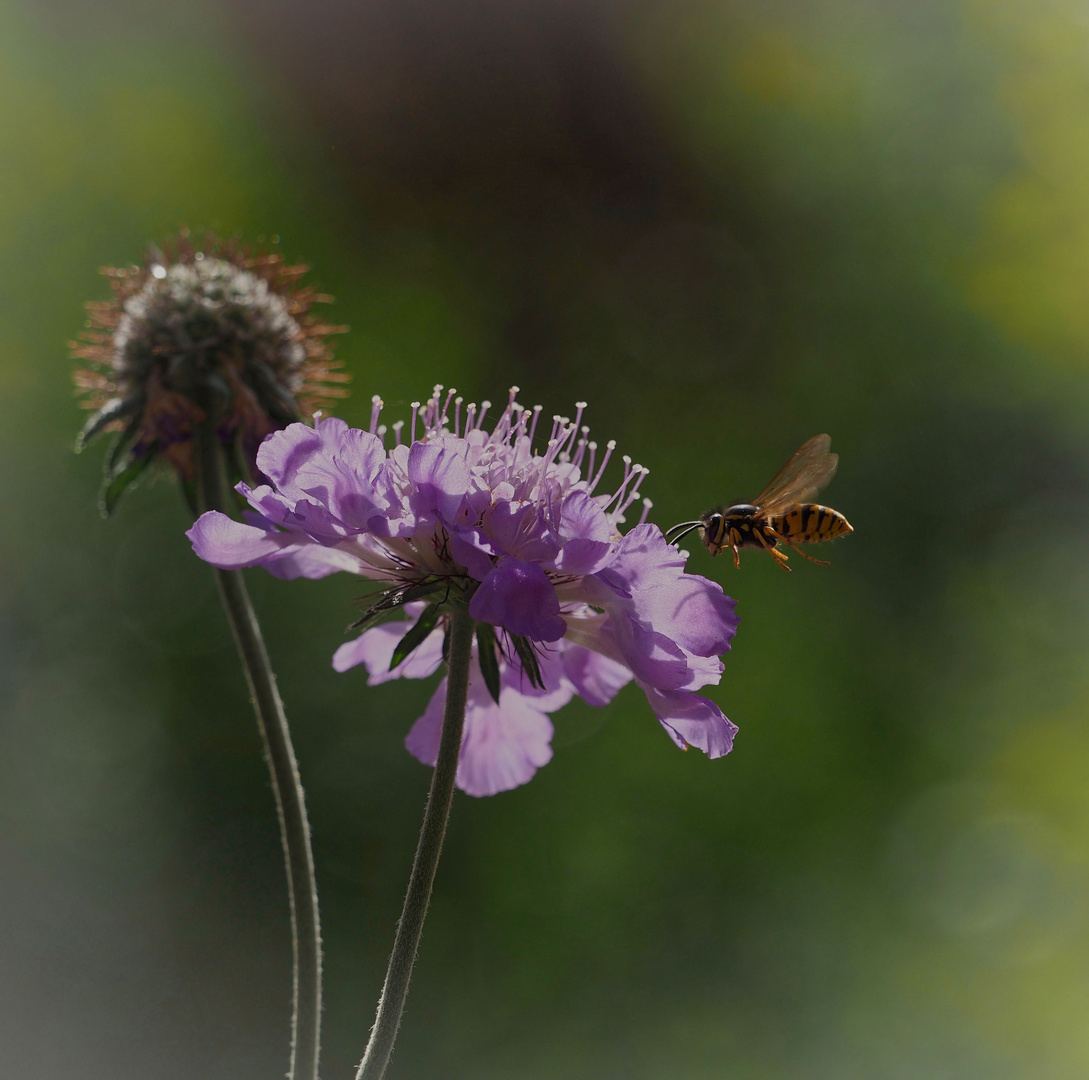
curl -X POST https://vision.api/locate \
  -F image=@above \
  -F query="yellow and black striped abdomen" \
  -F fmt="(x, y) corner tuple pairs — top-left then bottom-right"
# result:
(769, 503), (853, 545)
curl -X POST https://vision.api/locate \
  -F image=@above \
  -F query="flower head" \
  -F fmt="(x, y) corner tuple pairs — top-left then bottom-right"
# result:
(72, 230), (347, 513)
(189, 387), (740, 795)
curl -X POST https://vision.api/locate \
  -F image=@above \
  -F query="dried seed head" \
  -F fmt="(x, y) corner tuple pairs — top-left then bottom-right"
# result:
(72, 230), (348, 513)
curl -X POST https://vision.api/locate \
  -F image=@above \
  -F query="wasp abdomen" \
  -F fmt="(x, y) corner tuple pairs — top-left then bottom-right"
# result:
(771, 503), (853, 544)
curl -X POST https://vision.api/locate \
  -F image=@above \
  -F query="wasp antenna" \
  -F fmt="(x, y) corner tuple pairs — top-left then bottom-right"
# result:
(665, 521), (704, 544)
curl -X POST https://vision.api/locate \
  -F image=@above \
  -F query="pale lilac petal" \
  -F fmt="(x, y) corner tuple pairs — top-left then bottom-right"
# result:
(255, 421), (330, 489)
(642, 685), (737, 758)
(255, 419), (391, 533)
(238, 483), (297, 528)
(263, 546), (367, 580)
(187, 511), (298, 568)
(456, 687), (554, 796)
(257, 417), (382, 496)
(407, 442), (471, 522)
(561, 646), (632, 706)
(404, 680), (445, 765)
(482, 501), (559, 563)
(405, 676), (555, 796)
(469, 557), (566, 642)
(633, 574), (739, 657)
(447, 527), (498, 579)
(603, 524), (739, 656)
(552, 537), (615, 576)
(604, 618), (694, 690)
(674, 652), (725, 691)
(188, 508), (363, 578)
(500, 647), (575, 711)
(552, 491), (615, 574)
(333, 617), (444, 680)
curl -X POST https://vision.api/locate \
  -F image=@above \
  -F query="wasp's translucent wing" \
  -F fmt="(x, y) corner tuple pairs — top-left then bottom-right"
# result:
(751, 434), (839, 515)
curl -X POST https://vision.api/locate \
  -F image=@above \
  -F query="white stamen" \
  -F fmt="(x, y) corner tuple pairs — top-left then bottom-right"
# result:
(588, 439), (615, 493)
(438, 387), (457, 431)
(571, 426), (591, 468)
(528, 404), (543, 445)
(615, 465), (651, 519)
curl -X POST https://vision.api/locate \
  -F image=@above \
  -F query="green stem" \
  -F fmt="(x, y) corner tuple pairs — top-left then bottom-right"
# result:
(193, 422), (322, 1080)
(356, 602), (474, 1080)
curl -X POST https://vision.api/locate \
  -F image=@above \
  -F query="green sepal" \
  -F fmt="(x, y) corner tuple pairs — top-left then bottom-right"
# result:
(347, 579), (447, 632)
(104, 408), (147, 477)
(100, 446), (156, 517)
(389, 602), (442, 671)
(228, 426), (253, 489)
(511, 633), (545, 691)
(475, 622), (502, 704)
(77, 395), (141, 449)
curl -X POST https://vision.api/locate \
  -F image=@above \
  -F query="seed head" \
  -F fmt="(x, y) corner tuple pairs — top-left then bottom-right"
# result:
(72, 230), (348, 513)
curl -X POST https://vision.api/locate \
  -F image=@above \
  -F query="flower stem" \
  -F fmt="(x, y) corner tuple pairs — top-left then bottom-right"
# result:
(193, 421), (322, 1080)
(356, 602), (474, 1080)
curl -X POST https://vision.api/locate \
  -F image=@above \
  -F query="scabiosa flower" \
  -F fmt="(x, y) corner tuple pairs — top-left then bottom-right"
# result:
(71, 230), (347, 513)
(188, 387), (740, 795)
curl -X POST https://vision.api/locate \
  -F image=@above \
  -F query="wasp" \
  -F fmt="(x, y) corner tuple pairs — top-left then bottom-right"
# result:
(666, 434), (853, 570)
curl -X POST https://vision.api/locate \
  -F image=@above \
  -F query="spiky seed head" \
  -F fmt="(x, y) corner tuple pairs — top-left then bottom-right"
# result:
(72, 230), (348, 514)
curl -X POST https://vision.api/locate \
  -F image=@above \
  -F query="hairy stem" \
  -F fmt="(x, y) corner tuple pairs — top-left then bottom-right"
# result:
(194, 422), (322, 1080)
(356, 602), (474, 1080)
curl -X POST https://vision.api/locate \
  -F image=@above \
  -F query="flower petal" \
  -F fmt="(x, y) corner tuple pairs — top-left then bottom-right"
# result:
(256, 418), (391, 533)
(332, 616), (444, 680)
(187, 510), (298, 569)
(405, 673), (556, 796)
(604, 524), (740, 656)
(561, 646), (633, 706)
(552, 490), (615, 575)
(604, 618), (695, 691)
(447, 527), (498, 580)
(501, 646), (575, 711)
(469, 557), (567, 642)
(641, 685), (738, 758)
(407, 441), (471, 522)
(482, 500), (559, 563)
(262, 545), (369, 580)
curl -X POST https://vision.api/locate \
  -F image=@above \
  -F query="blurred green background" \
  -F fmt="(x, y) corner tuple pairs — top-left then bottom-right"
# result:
(3, 0), (1089, 1076)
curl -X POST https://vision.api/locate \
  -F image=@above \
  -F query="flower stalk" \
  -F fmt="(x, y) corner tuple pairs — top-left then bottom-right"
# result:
(356, 602), (474, 1080)
(193, 413), (323, 1080)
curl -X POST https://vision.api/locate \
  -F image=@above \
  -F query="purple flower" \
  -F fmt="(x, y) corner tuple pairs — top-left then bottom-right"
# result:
(188, 387), (740, 796)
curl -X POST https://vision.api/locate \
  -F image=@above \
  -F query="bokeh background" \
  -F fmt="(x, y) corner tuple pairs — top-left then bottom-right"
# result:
(3, 0), (1089, 1076)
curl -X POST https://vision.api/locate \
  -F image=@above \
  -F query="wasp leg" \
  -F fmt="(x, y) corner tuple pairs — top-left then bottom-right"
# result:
(766, 528), (831, 567)
(727, 528), (742, 569)
(754, 529), (792, 571)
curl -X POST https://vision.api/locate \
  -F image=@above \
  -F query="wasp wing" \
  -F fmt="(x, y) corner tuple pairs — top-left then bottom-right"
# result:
(751, 434), (839, 515)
